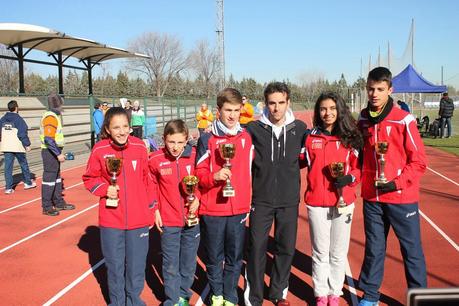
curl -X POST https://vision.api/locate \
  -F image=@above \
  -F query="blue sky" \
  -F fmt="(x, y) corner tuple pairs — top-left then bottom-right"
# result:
(2, 0), (459, 88)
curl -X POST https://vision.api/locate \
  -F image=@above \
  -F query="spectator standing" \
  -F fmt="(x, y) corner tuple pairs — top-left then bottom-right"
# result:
(357, 67), (427, 306)
(244, 82), (308, 306)
(40, 93), (75, 216)
(101, 102), (110, 116)
(438, 92), (455, 138)
(131, 100), (145, 139)
(93, 102), (104, 142)
(196, 103), (214, 136)
(0, 100), (36, 194)
(239, 95), (254, 128)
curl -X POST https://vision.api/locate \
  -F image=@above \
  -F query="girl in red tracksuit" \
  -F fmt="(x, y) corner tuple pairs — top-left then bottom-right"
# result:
(82, 107), (155, 306)
(148, 119), (200, 306)
(303, 92), (363, 306)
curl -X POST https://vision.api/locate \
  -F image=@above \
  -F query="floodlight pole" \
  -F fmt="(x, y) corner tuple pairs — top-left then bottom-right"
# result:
(216, 0), (225, 90)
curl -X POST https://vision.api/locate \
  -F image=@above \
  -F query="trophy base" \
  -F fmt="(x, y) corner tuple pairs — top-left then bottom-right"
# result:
(337, 205), (352, 215)
(186, 218), (199, 227)
(223, 189), (235, 197)
(106, 198), (119, 208)
(375, 179), (388, 187)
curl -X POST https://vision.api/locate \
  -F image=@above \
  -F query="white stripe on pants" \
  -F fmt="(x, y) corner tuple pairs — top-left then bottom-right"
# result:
(307, 204), (354, 297)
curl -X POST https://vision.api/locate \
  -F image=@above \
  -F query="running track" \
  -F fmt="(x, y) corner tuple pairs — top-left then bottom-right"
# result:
(0, 111), (458, 305)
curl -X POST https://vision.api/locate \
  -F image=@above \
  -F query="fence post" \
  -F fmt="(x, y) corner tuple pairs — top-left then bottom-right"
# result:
(143, 97), (148, 137)
(89, 95), (95, 148)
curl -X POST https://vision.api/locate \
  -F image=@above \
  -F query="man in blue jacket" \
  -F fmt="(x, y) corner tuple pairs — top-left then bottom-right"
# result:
(0, 100), (36, 194)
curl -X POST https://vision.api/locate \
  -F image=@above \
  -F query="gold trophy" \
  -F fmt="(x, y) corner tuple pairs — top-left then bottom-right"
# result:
(329, 161), (347, 214)
(182, 175), (200, 226)
(105, 157), (123, 207)
(219, 143), (236, 197)
(375, 141), (389, 186)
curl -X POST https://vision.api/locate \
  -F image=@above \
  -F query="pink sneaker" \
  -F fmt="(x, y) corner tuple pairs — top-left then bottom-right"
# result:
(316, 296), (328, 306)
(328, 295), (340, 306)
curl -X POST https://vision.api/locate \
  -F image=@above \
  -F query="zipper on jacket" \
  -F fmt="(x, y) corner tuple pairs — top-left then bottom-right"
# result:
(374, 123), (379, 201)
(176, 158), (185, 227)
(121, 151), (129, 229)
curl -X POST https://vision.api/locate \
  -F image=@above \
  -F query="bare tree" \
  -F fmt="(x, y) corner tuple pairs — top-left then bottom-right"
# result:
(190, 40), (218, 98)
(127, 32), (189, 97)
(0, 45), (18, 94)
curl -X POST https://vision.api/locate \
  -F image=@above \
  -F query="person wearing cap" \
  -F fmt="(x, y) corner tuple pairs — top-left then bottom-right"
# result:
(0, 100), (36, 194)
(40, 93), (75, 216)
(102, 102), (109, 116)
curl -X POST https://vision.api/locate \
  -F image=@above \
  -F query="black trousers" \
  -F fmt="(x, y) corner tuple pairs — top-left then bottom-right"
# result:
(131, 126), (143, 139)
(41, 149), (65, 210)
(245, 205), (299, 305)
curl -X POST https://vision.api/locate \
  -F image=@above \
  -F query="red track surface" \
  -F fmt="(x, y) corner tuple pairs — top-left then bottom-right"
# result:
(1, 111), (458, 305)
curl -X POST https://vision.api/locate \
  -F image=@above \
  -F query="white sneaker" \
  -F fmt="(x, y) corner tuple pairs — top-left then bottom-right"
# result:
(24, 182), (37, 190)
(5, 189), (14, 194)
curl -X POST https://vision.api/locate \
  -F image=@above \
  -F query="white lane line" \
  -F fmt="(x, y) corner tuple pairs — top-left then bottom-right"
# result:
(0, 163), (86, 190)
(43, 259), (105, 306)
(0, 203), (98, 254)
(0, 182), (84, 214)
(419, 209), (459, 252)
(427, 166), (459, 187)
(345, 258), (359, 306)
(195, 284), (210, 306)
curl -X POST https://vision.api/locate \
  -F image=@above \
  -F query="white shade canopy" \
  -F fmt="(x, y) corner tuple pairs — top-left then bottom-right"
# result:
(0, 23), (148, 63)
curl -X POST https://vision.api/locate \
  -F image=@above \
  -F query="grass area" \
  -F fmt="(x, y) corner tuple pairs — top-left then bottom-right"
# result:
(422, 135), (459, 156)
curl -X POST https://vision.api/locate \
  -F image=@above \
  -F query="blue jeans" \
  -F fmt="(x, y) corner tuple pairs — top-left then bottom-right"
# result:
(440, 117), (452, 137)
(161, 225), (200, 306)
(359, 201), (426, 302)
(4, 152), (32, 189)
(201, 214), (247, 305)
(100, 226), (150, 306)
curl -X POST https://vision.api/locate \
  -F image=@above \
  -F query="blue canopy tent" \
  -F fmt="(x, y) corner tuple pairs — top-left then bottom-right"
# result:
(392, 64), (447, 93)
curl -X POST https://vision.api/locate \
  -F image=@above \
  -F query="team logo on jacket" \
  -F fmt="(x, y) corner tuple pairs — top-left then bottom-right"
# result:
(132, 160), (137, 171)
(159, 161), (171, 167)
(160, 168), (172, 175)
(216, 139), (226, 145)
(311, 139), (323, 149)
(386, 126), (392, 136)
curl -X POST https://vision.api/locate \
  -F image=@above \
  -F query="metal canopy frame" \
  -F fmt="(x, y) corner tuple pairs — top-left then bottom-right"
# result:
(0, 23), (149, 95)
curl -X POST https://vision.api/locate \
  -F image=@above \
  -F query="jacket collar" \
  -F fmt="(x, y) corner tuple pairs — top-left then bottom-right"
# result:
(365, 97), (394, 124)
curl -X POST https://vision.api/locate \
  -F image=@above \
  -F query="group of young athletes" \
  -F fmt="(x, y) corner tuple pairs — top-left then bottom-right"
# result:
(82, 66), (427, 306)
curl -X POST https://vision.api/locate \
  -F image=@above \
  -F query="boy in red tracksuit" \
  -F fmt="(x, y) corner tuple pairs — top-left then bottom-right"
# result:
(82, 107), (156, 306)
(303, 92), (362, 306)
(195, 88), (253, 306)
(357, 67), (427, 306)
(148, 119), (200, 306)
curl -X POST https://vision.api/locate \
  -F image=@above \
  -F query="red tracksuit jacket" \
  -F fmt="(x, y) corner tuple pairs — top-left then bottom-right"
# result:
(148, 144), (200, 227)
(195, 128), (254, 216)
(303, 128), (361, 206)
(358, 101), (427, 203)
(82, 136), (156, 229)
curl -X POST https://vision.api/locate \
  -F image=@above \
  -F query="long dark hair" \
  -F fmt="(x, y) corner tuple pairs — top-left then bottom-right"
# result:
(313, 92), (363, 150)
(100, 107), (129, 140)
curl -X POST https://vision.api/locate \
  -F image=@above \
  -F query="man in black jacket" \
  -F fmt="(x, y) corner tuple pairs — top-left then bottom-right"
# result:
(244, 82), (308, 306)
(438, 92), (455, 138)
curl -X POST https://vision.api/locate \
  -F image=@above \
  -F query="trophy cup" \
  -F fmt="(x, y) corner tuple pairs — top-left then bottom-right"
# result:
(105, 157), (123, 207)
(182, 175), (200, 226)
(328, 161), (347, 214)
(375, 141), (389, 186)
(219, 143), (236, 197)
